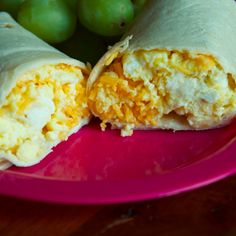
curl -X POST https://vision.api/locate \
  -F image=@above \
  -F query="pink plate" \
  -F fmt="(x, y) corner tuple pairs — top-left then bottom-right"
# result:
(0, 119), (236, 204)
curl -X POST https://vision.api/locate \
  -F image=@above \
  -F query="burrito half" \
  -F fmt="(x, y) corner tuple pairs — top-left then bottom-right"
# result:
(0, 12), (91, 168)
(87, 0), (236, 136)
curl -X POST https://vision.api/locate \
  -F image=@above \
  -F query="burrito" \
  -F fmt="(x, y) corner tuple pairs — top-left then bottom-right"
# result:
(87, 0), (236, 136)
(0, 159), (12, 170)
(0, 12), (91, 168)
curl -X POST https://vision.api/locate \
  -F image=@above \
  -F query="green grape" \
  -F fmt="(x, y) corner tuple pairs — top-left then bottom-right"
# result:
(78, 0), (134, 37)
(132, 0), (147, 16)
(56, 25), (107, 66)
(0, 0), (25, 18)
(17, 0), (77, 44)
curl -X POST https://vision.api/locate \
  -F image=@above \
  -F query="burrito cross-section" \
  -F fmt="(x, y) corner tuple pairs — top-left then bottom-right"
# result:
(0, 13), (91, 168)
(87, 0), (236, 136)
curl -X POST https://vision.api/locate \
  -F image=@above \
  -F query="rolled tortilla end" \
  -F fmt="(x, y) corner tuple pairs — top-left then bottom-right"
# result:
(87, 0), (236, 136)
(0, 159), (12, 170)
(0, 13), (91, 167)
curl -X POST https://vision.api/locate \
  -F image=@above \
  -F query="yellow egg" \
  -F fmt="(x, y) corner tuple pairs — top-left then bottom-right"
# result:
(88, 49), (236, 136)
(0, 64), (90, 163)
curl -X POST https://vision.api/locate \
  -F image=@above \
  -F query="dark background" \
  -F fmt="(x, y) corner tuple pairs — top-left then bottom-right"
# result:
(1, 174), (236, 236)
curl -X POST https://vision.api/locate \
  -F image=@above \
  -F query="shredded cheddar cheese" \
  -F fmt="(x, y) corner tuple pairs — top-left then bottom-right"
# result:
(0, 64), (90, 161)
(88, 49), (236, 136)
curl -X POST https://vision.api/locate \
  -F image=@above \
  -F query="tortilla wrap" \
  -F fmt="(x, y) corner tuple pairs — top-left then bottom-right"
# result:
(87, 0), (236, 136)
(0, 12), (91, 167)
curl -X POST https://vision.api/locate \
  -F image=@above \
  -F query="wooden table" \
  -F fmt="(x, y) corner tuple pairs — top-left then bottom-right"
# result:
(1, 175), (236, 236)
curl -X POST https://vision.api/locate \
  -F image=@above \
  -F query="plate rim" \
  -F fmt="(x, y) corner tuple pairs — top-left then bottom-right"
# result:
(0, 136), (236, 205)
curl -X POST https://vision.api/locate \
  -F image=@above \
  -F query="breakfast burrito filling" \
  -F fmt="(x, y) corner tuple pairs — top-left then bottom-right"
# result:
(87, 0), (236, 136)
(0, 12), (92, 168)
(0, 63), (89, 163)
(88, 50), (236, 136)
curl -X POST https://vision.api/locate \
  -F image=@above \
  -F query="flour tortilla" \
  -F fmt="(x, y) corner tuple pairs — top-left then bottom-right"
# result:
(0, 159), (12, 170)
(87, 0), (236, 130)
(0, 12), (90, 167)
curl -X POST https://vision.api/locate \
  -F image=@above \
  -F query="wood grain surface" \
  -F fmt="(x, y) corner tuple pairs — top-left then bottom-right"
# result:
(1, 175), (236, 236)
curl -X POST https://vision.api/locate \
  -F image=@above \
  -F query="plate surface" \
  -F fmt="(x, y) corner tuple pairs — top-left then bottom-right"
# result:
(0, 120), (236, 204)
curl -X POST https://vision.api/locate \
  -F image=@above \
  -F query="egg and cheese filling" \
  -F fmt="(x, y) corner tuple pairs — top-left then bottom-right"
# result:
(0, 64), (90, 163)
(89, 50), (236, 136)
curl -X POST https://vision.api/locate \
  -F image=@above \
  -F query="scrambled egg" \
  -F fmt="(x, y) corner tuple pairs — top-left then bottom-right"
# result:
(88, 49), (236, 136)
(0, 64), (90, 164)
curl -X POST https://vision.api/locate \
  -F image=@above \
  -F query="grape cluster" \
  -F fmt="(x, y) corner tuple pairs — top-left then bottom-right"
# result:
(0, 0), (146, 64)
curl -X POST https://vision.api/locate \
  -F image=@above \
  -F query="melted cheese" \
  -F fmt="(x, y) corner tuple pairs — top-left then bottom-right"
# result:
(88, 50), (236, 136)
(0, 64), (90, 164)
